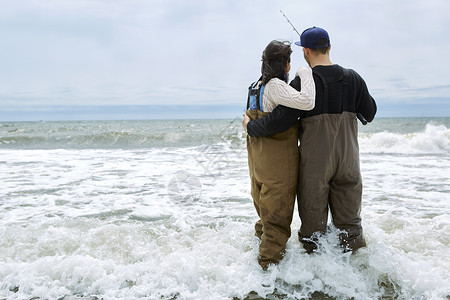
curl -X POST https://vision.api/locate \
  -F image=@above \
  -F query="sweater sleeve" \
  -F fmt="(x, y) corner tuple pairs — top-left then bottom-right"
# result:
(247, 77), (303, 137)
(265, 67), (315, 111)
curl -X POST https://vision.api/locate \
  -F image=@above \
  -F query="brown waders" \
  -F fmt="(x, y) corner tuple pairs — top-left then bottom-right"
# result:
(246, 109), (299, 269)
(297, 112), (366, 253)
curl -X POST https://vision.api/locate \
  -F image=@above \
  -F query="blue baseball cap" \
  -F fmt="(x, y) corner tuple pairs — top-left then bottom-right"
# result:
(294, 26), (330, 49)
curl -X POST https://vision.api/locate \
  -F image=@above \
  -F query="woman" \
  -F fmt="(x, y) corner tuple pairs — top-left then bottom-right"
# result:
(244, 40), (315, 269)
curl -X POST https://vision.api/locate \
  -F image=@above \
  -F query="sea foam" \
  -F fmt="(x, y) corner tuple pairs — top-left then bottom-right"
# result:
(1, 118), (449, 299)
(360, 123), (450, 154)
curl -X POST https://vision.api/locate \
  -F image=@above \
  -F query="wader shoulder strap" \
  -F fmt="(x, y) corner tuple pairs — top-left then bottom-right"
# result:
(259, 85), (265, 111)
(246, 76), (265, 112)
(342, 68), (350, 111)
(246, 81), (258, 110)
(314, 69), (348, 113)
(312, 71), (329, 114)
(246, 84), (252, 109)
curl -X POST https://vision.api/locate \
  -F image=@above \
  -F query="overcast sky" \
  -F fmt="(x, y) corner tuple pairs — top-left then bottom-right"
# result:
(1, 0), (449, 120)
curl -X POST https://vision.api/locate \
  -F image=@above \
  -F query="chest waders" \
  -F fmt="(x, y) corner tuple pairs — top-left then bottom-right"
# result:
(246, 82), (299, 269)
(297, 69), (366, 253)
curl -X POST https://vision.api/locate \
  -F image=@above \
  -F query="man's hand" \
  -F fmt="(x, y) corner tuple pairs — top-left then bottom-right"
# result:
(242, 114), (250, 133)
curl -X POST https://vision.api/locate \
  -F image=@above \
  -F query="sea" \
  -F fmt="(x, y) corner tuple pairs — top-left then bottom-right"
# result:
(0, 117), (449, 300)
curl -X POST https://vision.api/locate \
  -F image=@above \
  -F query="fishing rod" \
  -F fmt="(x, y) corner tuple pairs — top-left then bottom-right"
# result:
(280, 10), (301, 39)
(279, 10), (368, 125)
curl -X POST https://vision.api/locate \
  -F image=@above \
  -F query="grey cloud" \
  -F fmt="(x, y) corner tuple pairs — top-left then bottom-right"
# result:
(0, 0), (449, 118)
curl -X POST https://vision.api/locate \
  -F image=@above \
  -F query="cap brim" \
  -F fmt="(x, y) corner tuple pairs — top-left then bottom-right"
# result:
(294, 41), (302, 47)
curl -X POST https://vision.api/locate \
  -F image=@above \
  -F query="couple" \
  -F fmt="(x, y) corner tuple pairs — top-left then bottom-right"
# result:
(242, 26), (377, 269)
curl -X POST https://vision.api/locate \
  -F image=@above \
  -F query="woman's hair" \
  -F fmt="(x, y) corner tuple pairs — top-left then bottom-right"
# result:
(261, 40), (292, 85)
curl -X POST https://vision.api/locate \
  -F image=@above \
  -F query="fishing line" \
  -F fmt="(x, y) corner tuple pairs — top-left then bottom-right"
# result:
(280, 10), (301, 41)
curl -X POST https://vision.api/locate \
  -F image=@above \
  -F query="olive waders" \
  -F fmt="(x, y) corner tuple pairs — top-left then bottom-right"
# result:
(246, 108), (299, 269)
(297, 66), (367, 253)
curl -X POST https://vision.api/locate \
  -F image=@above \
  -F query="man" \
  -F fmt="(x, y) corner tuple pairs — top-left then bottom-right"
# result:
(243, 27), (377, 253)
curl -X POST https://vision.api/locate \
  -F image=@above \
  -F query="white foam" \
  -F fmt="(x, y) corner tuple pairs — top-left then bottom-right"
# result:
(360, 123), (450, 154)
(0, 138), (449, 299)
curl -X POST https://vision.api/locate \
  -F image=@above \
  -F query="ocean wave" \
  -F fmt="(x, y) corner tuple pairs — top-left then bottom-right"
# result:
(0, 132), (245, 150)
(359, 123), (450, 154)
(1, 127), (449, 299)
(1, 119), (448, 153)
(0, 132), (167, 149)
(0, 120), (245, 150)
